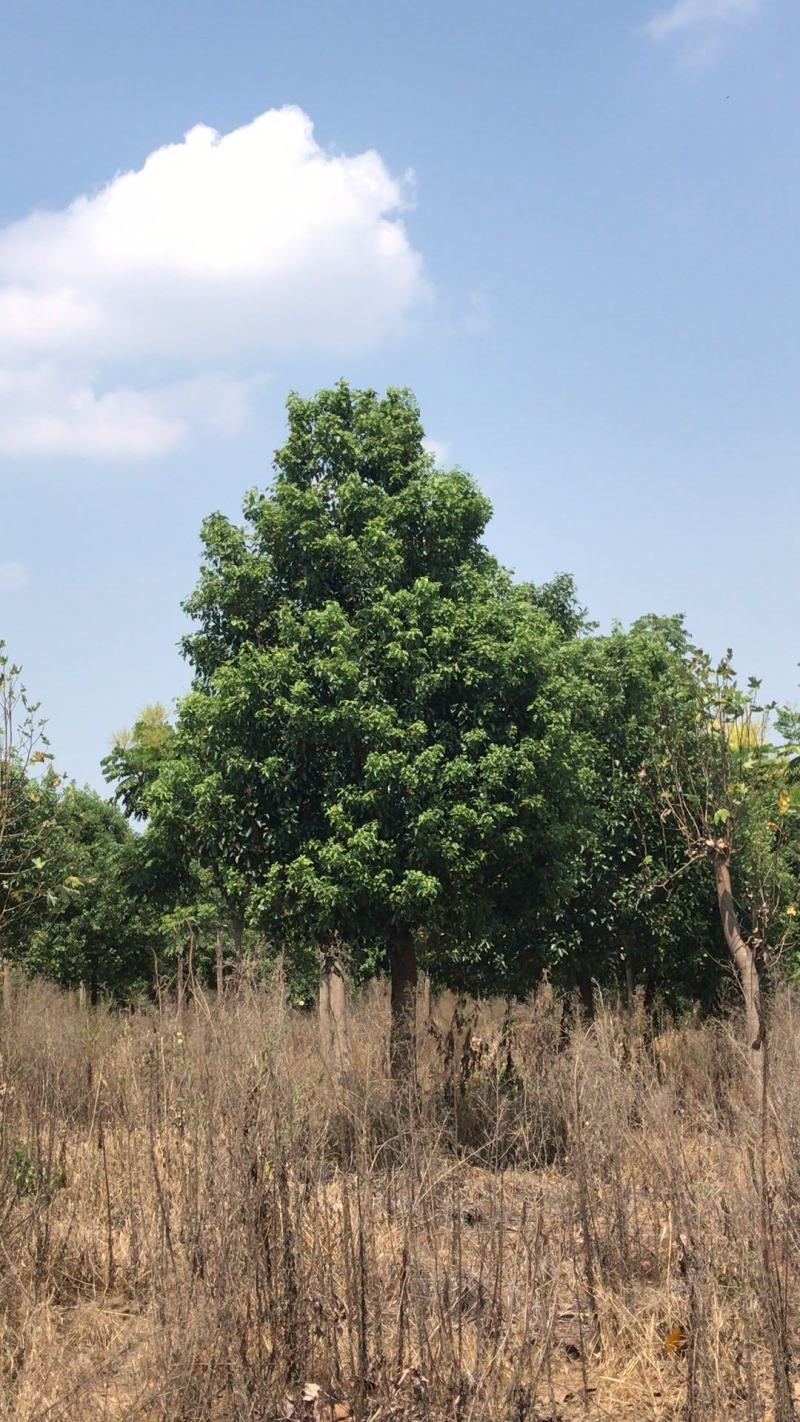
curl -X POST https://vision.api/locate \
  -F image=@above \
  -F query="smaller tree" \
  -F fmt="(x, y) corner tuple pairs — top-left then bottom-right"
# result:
(547, 617), (723, 1016)
(103, 703), (175, 819)
(26, 786), (154, 1002)
(104, 705), (249, 995)
(653, 649), (799, 1064)
(0, 645), (55, 961)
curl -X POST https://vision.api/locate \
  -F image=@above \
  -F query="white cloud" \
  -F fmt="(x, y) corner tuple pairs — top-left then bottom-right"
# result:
(423, 438), (450, 466)
(646, 0), (761, 41)
(0, 562), (27, 591)
(0, 107), (428, 460)
(0, 368), (261, 458)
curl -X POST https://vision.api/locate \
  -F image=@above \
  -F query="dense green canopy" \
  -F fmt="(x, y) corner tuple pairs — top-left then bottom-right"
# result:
(3, 385), (795, 1048)
(168, 384), (583, 1066)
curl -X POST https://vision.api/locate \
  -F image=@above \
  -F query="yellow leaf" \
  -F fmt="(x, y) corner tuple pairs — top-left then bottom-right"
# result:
(664, 1324), (686, 1355)
(787, 905), (798, 919)
(778, 789), (791, 816)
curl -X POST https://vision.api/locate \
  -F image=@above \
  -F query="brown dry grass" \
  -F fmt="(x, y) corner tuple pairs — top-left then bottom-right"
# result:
(1, 972), (799, 1421)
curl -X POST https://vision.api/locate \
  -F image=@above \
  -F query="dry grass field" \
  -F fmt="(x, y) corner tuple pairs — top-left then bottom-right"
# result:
(1, 973), (799, 1421)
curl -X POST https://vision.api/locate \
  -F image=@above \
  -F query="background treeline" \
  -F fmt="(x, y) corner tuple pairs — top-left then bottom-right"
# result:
(1, 384), (798, 1064)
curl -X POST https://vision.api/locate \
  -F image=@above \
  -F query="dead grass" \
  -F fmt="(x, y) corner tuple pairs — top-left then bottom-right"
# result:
(0, 972), (799, 1420)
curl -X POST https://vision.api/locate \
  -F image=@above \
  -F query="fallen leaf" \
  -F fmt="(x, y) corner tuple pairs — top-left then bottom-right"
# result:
(664, 1324), (687, 1354)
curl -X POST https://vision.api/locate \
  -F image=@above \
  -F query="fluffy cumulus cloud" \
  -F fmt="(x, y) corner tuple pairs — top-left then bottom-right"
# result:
(0, 107), (428, 459)
(646, 0), (761, 41)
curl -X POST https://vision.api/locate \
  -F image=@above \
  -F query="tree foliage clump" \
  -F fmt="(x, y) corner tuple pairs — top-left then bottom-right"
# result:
(0, 644), (55, 953)
(167, 383), (583, 1068)
(5, 384), (798, 1058)
(652, 649), (800, 1061)
(544, 615), (726, 1016)
(26, 786), (153, 1001)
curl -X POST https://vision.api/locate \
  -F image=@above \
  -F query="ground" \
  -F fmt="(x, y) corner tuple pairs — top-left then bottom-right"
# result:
(0, 976), (797, 1420)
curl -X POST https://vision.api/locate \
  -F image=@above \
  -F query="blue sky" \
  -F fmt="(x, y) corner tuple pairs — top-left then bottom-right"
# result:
(1, 0), (798, 789)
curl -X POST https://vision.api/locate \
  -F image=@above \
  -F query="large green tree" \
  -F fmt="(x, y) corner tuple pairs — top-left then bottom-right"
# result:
(171, 382), (580, 1075)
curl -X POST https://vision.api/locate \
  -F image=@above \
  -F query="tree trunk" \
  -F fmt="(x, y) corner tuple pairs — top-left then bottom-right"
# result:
(712, 853), (763, 1057)
(215, 932), (225, 999)
(2, 959), (12, 1017)
(78, 980), (87, 1011)
(389, 928), (417, 1085)
(577, 969), (595, 1024)
(319, 954), (350, 1079)
(619, 929), (636, 1012)
(232, 912), (244, 961)
(187, 928), (195, 993)
(419, 971), (432, 1025)
(176, 948), (185, 1016)
(624, 959), (635, 1011)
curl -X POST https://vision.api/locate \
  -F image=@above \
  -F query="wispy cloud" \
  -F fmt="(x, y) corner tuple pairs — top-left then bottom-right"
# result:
(0, 562), (28, 591)
(646, 0), (761, 43)
(0, 369), (261, 459)
(423, 438), (450, 467)
(0, 107), (429, 460)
